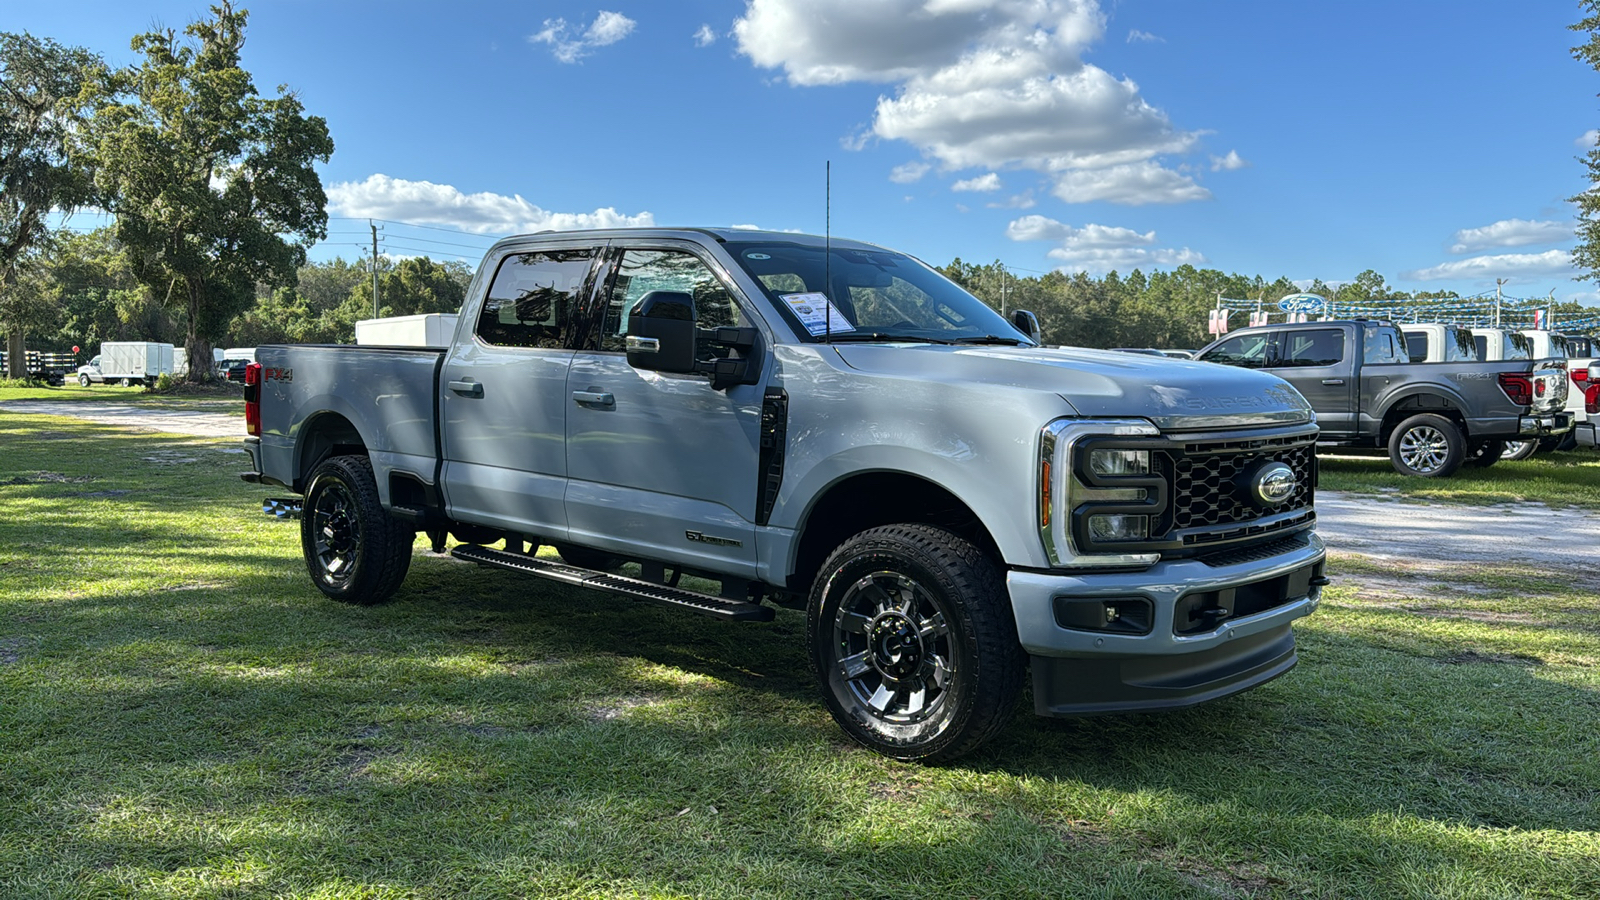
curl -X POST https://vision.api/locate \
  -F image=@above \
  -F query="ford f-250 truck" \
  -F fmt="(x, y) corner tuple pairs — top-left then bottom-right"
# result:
(1197, 320), (1570, 477)
(242, 227), (1326, 761)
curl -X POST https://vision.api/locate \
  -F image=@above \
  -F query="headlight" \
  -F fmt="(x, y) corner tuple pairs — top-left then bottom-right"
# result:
(1089, 448), (1150, 476)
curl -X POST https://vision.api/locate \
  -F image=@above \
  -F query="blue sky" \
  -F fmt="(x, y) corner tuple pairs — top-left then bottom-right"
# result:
(15, 1), (1600, 306)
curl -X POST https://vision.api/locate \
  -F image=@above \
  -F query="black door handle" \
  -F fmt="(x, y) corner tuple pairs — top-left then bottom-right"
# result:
(448, 379), (483, 397)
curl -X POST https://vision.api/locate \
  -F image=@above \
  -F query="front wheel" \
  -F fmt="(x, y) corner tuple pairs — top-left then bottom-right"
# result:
(300, 455), (413, 604)
(1388, 413), (1465, 477)
(1501, 439), (1538, 461)
(807, 524), (1024, 762)
(77, 374), (90, 387)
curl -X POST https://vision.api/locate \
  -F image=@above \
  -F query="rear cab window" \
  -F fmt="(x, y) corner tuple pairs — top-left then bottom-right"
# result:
(1277, 329), (1345, 367)
(475, 249), (598, 349)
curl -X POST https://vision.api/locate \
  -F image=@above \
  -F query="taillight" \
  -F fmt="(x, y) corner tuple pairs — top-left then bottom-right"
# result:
(1587, 383), (1600, 415)
(244, 362), (262, 436)
(1572, 364), (1590, 388)
(1497, 372), (1533, 407)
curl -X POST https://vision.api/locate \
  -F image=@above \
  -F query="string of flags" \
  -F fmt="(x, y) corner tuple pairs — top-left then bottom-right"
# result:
(1207, 293), (1600, 336)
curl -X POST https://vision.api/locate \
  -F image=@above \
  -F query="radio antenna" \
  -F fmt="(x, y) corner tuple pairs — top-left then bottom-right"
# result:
(825, 160), (832, 344)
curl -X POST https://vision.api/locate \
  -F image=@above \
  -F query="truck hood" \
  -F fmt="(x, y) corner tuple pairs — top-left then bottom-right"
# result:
(832, 344), (1314, 430)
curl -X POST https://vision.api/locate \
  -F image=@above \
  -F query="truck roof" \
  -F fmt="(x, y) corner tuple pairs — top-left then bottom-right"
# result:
(486, 227), (890, 255)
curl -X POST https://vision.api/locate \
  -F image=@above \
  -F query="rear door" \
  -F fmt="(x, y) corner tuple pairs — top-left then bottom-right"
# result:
(564, 242), (769, 578)
(439, 243), (602, 538)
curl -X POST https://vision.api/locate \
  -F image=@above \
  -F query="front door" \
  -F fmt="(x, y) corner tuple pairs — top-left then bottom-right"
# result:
(565, 244), (768, 578)
(439, 244), (600, 538)
(1270, 327), (1357, 437)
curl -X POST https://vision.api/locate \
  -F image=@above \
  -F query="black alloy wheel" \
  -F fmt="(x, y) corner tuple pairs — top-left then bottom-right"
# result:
(807, 524), (1024, 762)
(300, 455), (413, 604)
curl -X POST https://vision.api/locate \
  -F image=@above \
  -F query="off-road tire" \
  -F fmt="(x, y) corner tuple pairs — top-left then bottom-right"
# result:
(553, 543), (625, 571)
(806, 524), (1025, 763)
(300, 455), (413, 604)
(1388, 413), (1465, 477)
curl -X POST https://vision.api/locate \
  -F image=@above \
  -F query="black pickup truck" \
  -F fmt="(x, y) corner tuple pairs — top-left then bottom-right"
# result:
(1196, 320), (1571, 477)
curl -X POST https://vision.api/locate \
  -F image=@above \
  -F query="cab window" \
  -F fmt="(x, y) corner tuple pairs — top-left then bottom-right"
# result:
(1447, 329), (1478, 362)
(1402, 330), (1429, 363)
(1278, 329), (1344, 367)
(1363, 327), (1405, 364)
(475, 249), (596, 349)
(1199, 333), (1275, 368)
(601, 249), (745, 359)
(1504, 333), (1533, 360)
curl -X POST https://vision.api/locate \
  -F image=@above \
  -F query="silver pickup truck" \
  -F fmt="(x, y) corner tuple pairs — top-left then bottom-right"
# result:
(242, 227), (1326, 761)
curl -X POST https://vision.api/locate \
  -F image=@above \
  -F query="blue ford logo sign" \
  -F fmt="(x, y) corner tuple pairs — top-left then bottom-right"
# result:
(1252, 462), (1298, 506)
(1277, 293), (1328, 314)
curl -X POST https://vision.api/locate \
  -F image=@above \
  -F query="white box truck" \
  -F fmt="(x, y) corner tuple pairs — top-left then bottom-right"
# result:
(77, 342), (175, 386)
(355, 313), (459, 347)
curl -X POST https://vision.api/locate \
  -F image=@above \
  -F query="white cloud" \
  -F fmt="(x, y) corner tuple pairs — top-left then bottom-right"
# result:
(987, 191), (1036, 209)
(1402, 249), (1575, 282)
(1210, 150), (1249, 171)
(1579, 129), (1599, 148)
(1448, 218), (1571, 254)
(326, 174), (655, 234)
(952, 173), (1002, 192)
(889, 161), (932, 183)
(530, 11), (636, 63)
(1051, 162), (1210, 205)
(1126, 29), (1163, 43)
(1006, 213), (1201, 274)
(694, 25), (718, 47)
(733, 0), (1209, 206)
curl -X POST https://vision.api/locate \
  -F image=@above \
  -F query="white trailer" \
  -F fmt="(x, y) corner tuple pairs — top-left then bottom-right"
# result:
(355, 314), (459, 347)
(79, 341), (175, 386)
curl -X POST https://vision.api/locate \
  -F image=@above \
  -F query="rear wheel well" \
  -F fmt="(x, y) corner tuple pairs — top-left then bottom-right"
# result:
(789, 472), (1000, 594)
(1380, 395), (1466, 443)
(294, 412), (366, 492)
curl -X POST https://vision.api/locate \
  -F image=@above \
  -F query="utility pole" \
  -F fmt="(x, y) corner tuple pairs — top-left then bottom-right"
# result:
(999, 263), (1010, 316)
(1495, 278), (1506, 328)
(370, 220), (381, 318)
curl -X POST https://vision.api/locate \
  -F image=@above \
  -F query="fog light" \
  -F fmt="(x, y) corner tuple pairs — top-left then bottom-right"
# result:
(1088, 513), (1148, 542)
(1090, 448), (1150, 476)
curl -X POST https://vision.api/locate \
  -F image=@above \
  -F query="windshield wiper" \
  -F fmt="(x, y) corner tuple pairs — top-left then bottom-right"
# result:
(952, 334), (1030, 346)
(823, 332), (954, 344)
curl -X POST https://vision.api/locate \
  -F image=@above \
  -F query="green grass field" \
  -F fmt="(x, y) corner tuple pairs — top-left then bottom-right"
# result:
(2, 400), (1598, 898)
(1320, 449), (1600, 510)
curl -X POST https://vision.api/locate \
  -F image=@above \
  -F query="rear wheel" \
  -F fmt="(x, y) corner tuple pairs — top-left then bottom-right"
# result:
(1388, 413), (1465, 477)
(806, 524), (1024, 762)
(1501, 439), (1538, 460)
(300, 455), (413, 604)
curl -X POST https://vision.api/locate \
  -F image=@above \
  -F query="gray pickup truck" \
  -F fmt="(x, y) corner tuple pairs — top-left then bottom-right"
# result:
(1196, 320), (1571, 477)
(242, 227), (1326, 761)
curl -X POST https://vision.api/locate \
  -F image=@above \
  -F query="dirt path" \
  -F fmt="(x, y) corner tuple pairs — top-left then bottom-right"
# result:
(0, 400), (242, 438)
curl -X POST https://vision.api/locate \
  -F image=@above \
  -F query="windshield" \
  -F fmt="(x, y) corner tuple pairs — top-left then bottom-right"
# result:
(724, 241), (1033, 345)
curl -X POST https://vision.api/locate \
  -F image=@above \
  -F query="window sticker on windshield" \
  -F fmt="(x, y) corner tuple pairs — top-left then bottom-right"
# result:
(780, 292), (855, 336)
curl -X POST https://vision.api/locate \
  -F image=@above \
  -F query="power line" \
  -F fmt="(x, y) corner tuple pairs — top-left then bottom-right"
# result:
(329, 216), (504, 240)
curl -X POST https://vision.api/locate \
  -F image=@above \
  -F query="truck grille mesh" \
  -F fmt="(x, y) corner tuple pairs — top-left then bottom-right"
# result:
(1169, 441), (1316, 531)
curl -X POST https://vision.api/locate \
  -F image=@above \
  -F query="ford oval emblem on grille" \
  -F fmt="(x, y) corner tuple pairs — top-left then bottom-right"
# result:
(1251, 462), (1298, 506)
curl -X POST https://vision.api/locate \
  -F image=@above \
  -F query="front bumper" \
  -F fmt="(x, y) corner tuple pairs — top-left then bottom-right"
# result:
(1519, 411), (1573, 437)
(1007, 532), (1325, 716)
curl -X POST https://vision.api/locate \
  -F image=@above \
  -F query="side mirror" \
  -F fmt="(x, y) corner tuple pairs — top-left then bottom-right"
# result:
(626, 291), (698, 373)
(1011, 309), (1042, 344)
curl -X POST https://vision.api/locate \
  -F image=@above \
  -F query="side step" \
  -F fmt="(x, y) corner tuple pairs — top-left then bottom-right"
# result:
(450, 544), (775, 622)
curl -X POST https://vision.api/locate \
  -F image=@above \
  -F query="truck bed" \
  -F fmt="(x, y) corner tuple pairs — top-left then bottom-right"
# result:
(254, 344), (445, 497)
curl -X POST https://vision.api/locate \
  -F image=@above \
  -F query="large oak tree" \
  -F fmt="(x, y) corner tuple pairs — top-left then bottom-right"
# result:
(84, 2), (332, 380)
(0, 32), (99, 377)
